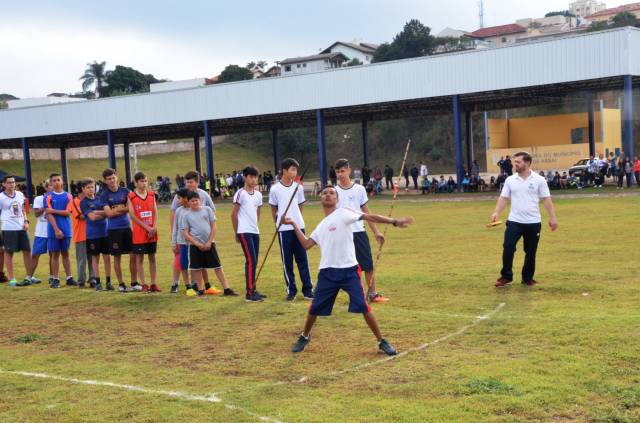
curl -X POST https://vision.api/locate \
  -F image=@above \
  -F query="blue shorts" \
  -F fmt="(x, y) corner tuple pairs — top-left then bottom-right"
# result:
(309, 266), (371, 317)
(48, 237), (71, 253)
(33, 236), (48, 255)
(353, 231), (374, 272)
(179, 244), (189, 271)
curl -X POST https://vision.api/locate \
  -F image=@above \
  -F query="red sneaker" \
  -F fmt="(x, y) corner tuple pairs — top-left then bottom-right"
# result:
(521, 280), (538, 286)
(141, 284), (150, 293)
(150, 284), (162, 292)
(495, 278), (512, 288)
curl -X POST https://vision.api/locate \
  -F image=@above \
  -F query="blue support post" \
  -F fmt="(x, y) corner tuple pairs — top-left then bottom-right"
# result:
(60, 147), (69, 192)
(623, 75), (634, 159)
(21, 138), (33, 203)
(203, 120), (215, 192)
(452, 95), (464, 190)
(465, 111), (473, 171)
(587, 95), (596, 157)
(272, 128), (280, 174)
(123, 142), (132, 187)
(362, 120), (370, 168)
(106, 130), (116, 170)
(316, 110), (328, 186)
(484, 111), (490, 151)
(193, 135), (202, 175)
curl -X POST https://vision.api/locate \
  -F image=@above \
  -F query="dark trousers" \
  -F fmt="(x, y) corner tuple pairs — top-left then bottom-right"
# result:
(278, 229), (313, 297)
(385, 177), (393, 190)
(412, 176), (418, 190)
(501, 221), (542, 282)
(238, 233), (259, 295)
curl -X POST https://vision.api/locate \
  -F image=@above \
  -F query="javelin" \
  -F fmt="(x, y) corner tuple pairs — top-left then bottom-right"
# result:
(374, 139), (412, 267)
(254, 166), (309, 286)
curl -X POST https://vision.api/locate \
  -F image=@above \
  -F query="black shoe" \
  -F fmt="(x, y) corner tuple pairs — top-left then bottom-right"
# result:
(0, 272), (7, 283)
(378, 338), (397, 356)
(292, 334), (311, 353)
(224, 288), (239, 296)
(197, 290), (205, 297)
(245, 292), (264, 302)
(50, 279), (60, 289)
(254, 291), (267, 298)
(286, 295), (296, 302)
(95, 282), (103, 291)
(78, 281), (86, 289)
(66, 277), (78, 286)
(303, 292), (314, 300)
(170, 284), (179, 294)
(105, 281), (115, 291)
(89, 279), (96, 289)
(118, 284), (128, 293)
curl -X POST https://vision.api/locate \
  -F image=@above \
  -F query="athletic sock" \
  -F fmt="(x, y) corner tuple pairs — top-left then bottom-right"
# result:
(95, 277), (101, 284)
(66, 276), (73, 281)
(204, 282), (212, 290)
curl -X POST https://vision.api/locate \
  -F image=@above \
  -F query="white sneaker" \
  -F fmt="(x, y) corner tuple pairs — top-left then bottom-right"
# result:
(131, 284), (143, 292)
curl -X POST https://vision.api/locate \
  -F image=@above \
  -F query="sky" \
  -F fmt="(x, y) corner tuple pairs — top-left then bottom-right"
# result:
(0, 0), (629, 98)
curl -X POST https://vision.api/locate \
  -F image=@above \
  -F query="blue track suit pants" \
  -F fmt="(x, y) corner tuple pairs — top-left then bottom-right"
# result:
(238, 233), (260, 295)
(277, 229), (313, 297)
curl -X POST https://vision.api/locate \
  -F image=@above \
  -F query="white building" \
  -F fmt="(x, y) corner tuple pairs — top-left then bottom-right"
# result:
(570, 0), (607, 17)
(279, 52), (349, 75)
(150, 78), (206, 92)
(437, 27), (468, 38)
(320, 41), (378, 65)
(7, 94), (87, 109)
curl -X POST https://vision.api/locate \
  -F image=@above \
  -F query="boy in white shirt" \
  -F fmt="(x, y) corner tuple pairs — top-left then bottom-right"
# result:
(0, 175), (32, 286)
(231, 166), (265, 302)
(30, 180), (51, 284)
(284, 185), (413, 356)
(269, 158), (313, 301)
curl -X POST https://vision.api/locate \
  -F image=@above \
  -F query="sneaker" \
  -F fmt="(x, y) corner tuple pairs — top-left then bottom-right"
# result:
(204, 287), (223, 296)
(95, 282), (103, 291)
(224, 288), (239, 296)
(141, 284), (150, 293)
(131, 283), (143, 292)
(149, 284), (162, 293)
(78, 281), (86, 289)
(17, 278), (33, 287)
(286, 295), (296, 302)
(197, 290), (205, 297)
(0, 272), (7, 283)
(522, 279), (538, 286)
(66, 277), (78, 286)
(89, 279), (96, 289)
(302, 292), (314, 300)
(118, 284), (128, 293)
(378, 338), (397, 356)
(170, 284), (179, 294)
(29, 277), (42, 285)
(245, 292), (264, 302)
(292, 334), (311, 353)
(495, 278), (512, 288)
(186, 288), (197, 297)
(105, 281), (115, 291)
(8, 278), (18, 287)
(369, 293), (390, 303)
(50, 279), (60, 289)
(254, 291), (267, 298)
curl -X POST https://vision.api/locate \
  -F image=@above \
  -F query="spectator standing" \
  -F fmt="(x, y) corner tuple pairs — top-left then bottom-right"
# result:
(384, 165), (394, 190)
(634, 156), (640, 187)
(329, 166), (337, 186)
(410, 164), (419, 190)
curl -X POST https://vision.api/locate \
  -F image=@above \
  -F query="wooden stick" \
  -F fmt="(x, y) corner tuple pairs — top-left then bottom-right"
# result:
(254, 167), (309, 286)
(374, 139), (412, 267)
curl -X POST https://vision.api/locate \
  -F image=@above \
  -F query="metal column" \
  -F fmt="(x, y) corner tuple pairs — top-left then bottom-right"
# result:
(21, 138), (33, 202)
(106, 130), (116, 169)
(623, 75), (634, 159)
(60, 147), (69, 192)
(123, 143), (132, 187)
(452, 96), (464, 189)
(587, 95), (596, 157)
(272, 128), (280, 173)
(316, 110), (328, 186)
(362, 120), (370, 168)
(193, 135), (202, 175)
(203, 121), (215, 192)
(465, 111), (474, 171)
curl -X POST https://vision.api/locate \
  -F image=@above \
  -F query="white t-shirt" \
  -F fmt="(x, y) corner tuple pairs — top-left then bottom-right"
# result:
(420, 164), (428, 177)
(500, 171), (551, 224)
(33, 195), (49, 238)
(233, 188), (262, 234)
(310, 208), (363, 270)
(268, 181), (305, 232)
(0, 191), (26, 231)
(335, 183), (368, 232)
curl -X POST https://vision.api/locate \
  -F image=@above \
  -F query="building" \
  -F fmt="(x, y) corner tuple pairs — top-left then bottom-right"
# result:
(150, 78), (206, 92)
(586, 2), (640, 22)
(320, 41), (378, 65)
(437, 27), (468, 38)
(261, 66), (281, 78)
(279, 52), (349, 75)
(570, 0), (607, 18)
(467, 23), (528, 47)
(7, 93), (87, 109)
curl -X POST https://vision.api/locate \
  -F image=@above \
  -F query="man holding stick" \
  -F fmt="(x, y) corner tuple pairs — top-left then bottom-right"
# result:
(286, 185), (413, 355)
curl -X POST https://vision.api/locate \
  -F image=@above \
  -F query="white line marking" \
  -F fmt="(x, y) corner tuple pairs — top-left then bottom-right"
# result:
(0, 369), (286, 423)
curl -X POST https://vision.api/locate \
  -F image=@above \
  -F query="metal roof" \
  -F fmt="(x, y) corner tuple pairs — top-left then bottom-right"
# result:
(1, 27), (640, 148)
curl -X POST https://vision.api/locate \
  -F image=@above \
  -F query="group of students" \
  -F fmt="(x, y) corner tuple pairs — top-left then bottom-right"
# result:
(0, 157), (416, 356)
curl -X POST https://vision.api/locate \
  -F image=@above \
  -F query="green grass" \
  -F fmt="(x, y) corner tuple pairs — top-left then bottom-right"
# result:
(1, 195), (639, 422)
(1, 143), (273, 184)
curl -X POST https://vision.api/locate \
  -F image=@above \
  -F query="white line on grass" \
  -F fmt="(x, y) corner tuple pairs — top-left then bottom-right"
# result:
(0, 369), (286, 423)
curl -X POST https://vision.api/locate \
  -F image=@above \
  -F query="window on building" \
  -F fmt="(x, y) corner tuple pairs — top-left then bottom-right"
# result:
(501, 37), (507, 43)
(303, 63), (307, 68)
(285, 65), (291, 72)
(297, 64), (301, 68)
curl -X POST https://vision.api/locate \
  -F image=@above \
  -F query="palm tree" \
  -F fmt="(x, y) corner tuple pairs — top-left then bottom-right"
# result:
(79, 61), (107, 97)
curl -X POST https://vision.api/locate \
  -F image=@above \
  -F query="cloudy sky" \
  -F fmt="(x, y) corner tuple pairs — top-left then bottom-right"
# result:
(1, 0), (627, 98)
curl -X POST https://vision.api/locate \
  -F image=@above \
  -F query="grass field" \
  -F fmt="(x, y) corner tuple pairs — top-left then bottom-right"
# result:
(1, 195), (639, 422)
(0, 143), (273, 184)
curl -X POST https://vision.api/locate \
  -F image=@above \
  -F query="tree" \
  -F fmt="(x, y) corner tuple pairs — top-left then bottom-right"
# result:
(0, 99), (7, 109)
(345, 58), (363, 67)
(545, 10), (575, 18)
(586, 20), (610, 32)
(218, 65), (253, 83)
(100, 65), (161, 97)
(611, 11), (638, 28)
(246, 60), (268, 69)
(79, 61), (107, 97)
(372, 19), (436, 63)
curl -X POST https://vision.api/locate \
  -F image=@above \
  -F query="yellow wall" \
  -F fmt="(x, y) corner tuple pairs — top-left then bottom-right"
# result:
(486, 109), (622, 172)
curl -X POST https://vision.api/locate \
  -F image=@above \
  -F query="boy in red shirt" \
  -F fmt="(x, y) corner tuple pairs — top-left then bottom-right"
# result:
(127, 172), (160, 292)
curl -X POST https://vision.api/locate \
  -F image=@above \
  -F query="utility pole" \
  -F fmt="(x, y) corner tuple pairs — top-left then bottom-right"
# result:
(479, 0), (485, 28)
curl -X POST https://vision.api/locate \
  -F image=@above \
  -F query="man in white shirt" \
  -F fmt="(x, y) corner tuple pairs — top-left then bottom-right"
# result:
(30, 180), (52, 284)
(334, 158), (388, 303)
(419, 161), (428, 181)
(491, 152), (558, 287)
(283, 185), (413, 356)
(269, 158), (313, 301)
(0, 175), (32, 286)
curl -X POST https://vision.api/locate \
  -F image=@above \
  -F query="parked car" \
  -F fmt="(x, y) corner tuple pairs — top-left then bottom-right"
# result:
(569, 158), (590, 178)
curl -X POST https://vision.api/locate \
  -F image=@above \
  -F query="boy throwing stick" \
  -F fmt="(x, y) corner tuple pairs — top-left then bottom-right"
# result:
(285, 186), (414, 356)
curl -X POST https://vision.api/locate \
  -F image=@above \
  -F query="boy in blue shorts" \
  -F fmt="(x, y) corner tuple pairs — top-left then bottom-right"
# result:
(285, 186), (413, 356)
(45, 173), (76, 288)
(170, 188), (191, 294)
(81, 178), (112, 291)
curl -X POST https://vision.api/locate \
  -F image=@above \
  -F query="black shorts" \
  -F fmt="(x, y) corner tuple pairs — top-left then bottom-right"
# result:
(353, 231), (374, 272)
(2, 230), (30, 253)
(107, 228), (133, 255)
(188, 243), (222, 270)
(132, 242), (157, 255)
(87, 237), (110, 256)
